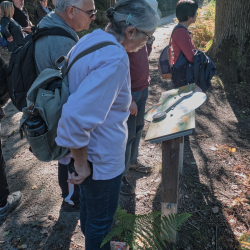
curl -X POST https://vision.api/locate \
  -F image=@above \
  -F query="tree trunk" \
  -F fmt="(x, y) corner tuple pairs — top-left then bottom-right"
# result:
(208, 0), (250, 83)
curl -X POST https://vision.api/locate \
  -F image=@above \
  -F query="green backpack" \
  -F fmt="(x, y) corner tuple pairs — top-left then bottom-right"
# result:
(19, 42), (116, 162)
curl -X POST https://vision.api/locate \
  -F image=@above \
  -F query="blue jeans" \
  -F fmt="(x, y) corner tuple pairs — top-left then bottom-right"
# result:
(123, 87), (148, 177)
(79, 162), (122, 250)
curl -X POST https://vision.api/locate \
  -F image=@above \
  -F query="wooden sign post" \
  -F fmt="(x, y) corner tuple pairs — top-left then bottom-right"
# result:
(145, 84), (207, 243)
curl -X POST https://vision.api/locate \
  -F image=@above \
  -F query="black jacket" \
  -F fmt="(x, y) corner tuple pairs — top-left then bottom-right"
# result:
(173, 50), (215, 92)
(1, 16), (24, 53)
(193, 50), (216, 92)
(34, 5), (52, 24)
(0, 55), (9, 119)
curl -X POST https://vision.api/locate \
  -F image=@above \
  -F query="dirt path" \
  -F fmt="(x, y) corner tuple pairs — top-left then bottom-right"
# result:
(1, 12), (250, 250)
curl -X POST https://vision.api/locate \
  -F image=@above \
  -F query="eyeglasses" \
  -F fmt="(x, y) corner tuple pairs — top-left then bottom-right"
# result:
(141, 31), (155, 44)
(72, 6), (97, 18)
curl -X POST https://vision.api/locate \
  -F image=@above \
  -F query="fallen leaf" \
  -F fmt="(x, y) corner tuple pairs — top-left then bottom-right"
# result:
(229, 219), (236, 224)
(3, 231), (10, 237)
(31, 185), (38, 190)
(77, 220), (81, 227)
(212, 206), (219, 213)
(40, 228), (47, 234)
(39, 217), (47, 223)
(17, 244), (27, 249)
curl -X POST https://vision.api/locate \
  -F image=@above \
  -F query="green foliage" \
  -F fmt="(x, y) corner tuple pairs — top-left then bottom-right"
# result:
(101, 206), (191, 250)
(189, 0), (215, 51)
(239, 233), (250, 250)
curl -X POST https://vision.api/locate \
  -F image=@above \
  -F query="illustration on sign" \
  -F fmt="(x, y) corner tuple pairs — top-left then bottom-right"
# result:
(145, 83), (207, 142)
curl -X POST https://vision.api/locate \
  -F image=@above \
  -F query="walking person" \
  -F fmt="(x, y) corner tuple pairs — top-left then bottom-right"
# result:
(0, 1), (24, 53)
(0, 55), (22, 220)
(34, 0), (96, 212)
(55, 0), (159, 248)
(120, 0), (159, 195)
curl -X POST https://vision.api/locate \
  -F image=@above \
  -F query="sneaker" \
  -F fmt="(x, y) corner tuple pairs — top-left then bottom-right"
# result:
(0, 191), (23, 220)
(61, 200), (80, 212)
(120, 177), (135, 195)
(129, 161), (152, 173)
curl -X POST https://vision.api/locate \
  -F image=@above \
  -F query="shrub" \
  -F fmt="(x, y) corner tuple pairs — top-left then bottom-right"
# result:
(189, 0), (215, 51)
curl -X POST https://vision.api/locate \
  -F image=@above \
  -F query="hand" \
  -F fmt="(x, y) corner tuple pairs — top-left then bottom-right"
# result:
(7, 36), (13, 42)
(68, 161), (91, 185)
(129, 101), (138, 116)
(23, 26), (32, 33)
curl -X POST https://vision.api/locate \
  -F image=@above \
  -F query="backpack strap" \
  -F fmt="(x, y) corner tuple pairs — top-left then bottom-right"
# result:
(26, 41), (118, 112)
(65, 42), (118, 75)
(169, 24), (188, 65)
(32, 27), (78, 43)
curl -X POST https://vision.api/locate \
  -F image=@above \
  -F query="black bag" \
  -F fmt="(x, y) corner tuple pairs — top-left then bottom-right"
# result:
(7, 26), (78, 111)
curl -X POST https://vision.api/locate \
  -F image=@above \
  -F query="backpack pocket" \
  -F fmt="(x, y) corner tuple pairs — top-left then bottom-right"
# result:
(20, 107), (69, 162)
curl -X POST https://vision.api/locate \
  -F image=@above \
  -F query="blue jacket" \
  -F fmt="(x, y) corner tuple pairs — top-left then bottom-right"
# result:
(174, 50), (216, 92)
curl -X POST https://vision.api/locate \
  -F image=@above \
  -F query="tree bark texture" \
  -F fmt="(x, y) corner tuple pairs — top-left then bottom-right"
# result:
(209, 0), (250, 83)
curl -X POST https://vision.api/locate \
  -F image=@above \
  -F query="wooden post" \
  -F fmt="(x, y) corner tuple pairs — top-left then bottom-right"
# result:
(179, 136), (184, 174)
(161, 138), (180, 203)
(161, 138), (180, 243)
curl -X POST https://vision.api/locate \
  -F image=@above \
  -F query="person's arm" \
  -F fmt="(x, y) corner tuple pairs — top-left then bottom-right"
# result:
(68, 146), (91, 185)
(173, 29), (195, 63)
(1, 18), (13, 41)
(23, 26), (32, 33)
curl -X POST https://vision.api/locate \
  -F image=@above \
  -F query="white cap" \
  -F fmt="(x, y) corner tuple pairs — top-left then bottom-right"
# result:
(145, 0), (158, 13)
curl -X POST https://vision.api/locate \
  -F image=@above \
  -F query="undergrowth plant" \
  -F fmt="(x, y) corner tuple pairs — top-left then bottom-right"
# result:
(101, 206), (191, 250)
(189, 0), (215, 51)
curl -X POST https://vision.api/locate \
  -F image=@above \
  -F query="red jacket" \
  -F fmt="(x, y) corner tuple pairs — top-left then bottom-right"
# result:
(171, 27), (195, 64)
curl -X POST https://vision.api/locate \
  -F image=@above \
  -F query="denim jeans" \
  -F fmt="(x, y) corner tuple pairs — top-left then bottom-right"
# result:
(79, 162), (122, 250)
(123, 87), (148, 177)
(58, 162), (80, 205)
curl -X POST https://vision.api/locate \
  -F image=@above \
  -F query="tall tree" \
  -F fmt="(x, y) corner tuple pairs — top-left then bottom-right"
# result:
(209, 0), (250, 83)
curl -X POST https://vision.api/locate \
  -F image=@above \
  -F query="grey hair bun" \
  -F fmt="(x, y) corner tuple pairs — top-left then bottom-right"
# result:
(106, 7), (115, 19)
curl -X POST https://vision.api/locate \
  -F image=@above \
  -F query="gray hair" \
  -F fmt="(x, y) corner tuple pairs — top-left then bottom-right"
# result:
(56, 0), (83, 12)
(106, 0), (160, 43)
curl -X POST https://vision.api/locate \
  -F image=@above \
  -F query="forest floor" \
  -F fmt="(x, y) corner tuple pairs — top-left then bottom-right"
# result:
(0, 11), (250, 250)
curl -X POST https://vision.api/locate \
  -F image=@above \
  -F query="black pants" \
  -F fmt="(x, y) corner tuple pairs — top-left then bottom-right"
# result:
(0, 130), (9, 207)
(58, 162), (80, 206)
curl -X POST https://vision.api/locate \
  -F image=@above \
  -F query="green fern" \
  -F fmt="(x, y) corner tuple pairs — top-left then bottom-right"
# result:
(101, 207), (191, 249)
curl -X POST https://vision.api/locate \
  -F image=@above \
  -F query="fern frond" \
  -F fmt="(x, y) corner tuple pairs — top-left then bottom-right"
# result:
(101, 207), (191, 250)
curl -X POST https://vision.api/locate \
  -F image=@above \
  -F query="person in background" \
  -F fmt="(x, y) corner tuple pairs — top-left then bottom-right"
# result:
(120, 0), (159, 195)
(34, 0), (96, 212)
(0, 54), (23, 220)
(52, 0), (57, 9)
(13, 0), (33, 33)
(55, 0), (159, 248)
(0, 1), (24, 53)
(170, 0), (198, 88)
(34, 0), (52, 24)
